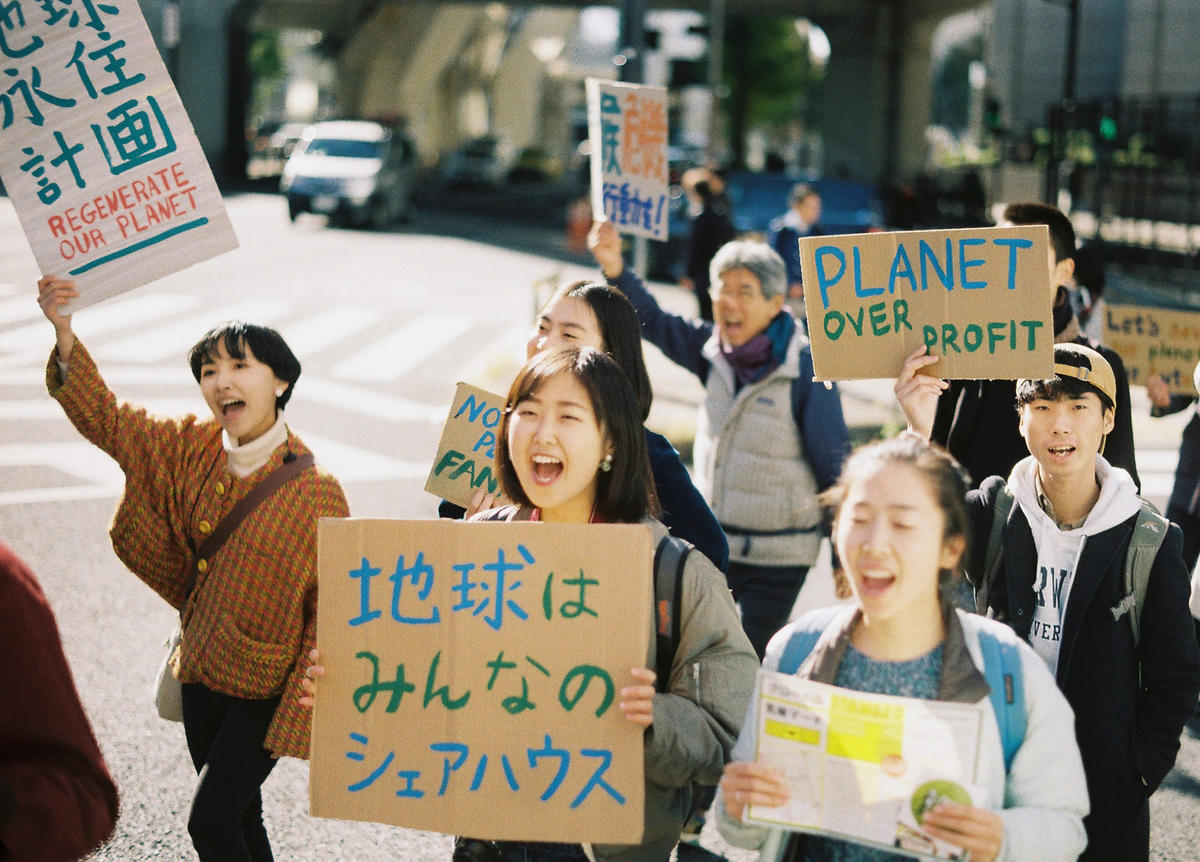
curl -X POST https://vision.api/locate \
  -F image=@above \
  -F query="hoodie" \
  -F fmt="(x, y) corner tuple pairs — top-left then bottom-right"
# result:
(1006, 454), (1141, 673)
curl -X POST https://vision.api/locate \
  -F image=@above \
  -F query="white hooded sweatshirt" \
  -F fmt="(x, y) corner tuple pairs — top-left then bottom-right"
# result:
(1007, 454), (1141, 674)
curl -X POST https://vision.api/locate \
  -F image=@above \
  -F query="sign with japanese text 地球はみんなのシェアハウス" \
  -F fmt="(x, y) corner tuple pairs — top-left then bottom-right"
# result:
(799, 225), (1054, 381)
(425, 382), (508, 510)
(311, 518), (653, 843)
(0, 0), (238, 313)
(585, 78), (668, 242)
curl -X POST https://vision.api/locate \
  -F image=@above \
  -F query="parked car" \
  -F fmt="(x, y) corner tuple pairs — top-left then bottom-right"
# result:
(280, 120), (416, 228)
(507, 146), (563, 183)
(439, 136), (517, 186)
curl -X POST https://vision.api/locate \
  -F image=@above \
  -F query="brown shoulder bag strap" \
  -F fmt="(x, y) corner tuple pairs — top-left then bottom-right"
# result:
(193, 453), (315, 576)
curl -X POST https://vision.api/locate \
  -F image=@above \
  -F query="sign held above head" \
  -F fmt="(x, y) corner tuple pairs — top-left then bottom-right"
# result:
(800, 225), (1054, 381)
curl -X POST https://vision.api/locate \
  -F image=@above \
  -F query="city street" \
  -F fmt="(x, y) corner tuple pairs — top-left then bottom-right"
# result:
(2, 194), (1198, 859)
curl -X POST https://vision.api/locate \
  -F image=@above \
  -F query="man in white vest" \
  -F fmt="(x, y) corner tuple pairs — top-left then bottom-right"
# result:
(589, 220), (849, 658)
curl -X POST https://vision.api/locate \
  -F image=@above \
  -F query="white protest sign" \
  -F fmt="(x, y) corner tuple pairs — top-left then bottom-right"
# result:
(0, 0), (238, 312)
(585, 78), (669, 241)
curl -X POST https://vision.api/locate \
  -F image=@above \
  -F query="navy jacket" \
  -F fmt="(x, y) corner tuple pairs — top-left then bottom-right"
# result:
(967, 476), (1200, 861)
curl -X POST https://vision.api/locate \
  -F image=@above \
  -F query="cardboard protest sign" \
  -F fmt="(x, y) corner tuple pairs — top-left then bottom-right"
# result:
(0, 1), (238, 313)
(800, 226), (1054, 381)
(312, 519), (653, 843)
(585, 78), (668, 241)
(425, 382), (508, 508)
(1104, 302), (1200, 395)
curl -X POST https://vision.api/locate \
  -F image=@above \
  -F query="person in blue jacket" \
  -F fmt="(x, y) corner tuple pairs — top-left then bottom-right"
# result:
(589, 220), (849, 658)
(439, 278), (728, 574)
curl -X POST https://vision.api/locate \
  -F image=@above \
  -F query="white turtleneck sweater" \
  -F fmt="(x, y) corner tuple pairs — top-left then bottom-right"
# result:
(1006, 454), (1141, 674)
(224, 412), (288, 477)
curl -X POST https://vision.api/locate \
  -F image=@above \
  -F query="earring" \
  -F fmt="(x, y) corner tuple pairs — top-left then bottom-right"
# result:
(275, 387), (285, 397)
(599, 454), (613, 472)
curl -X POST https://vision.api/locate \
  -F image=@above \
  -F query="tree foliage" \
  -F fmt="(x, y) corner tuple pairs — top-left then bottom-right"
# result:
(722, 16), (824, 168)
(249, 31), (284, 82)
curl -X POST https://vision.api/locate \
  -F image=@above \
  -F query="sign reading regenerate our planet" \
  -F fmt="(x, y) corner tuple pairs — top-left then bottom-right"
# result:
(0, 0), (238, 312)
(799, 226), (1054, 381)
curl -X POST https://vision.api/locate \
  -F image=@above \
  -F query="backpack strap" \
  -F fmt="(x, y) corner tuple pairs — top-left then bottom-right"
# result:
(1115, 502), (1169, 652)
(777, 606), (846, 675)
(188, 453), (315, 594)
(977, 484), (1016, 616)
(976, 628), (1026, 773)
(653, 536), (691, 694)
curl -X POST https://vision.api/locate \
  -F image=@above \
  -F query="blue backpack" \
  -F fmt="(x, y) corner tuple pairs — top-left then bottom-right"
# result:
(776, 608), (1028, 772)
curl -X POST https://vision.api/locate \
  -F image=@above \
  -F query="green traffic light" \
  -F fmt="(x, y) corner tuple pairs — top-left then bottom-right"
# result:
(1099, 116), (1117, 141)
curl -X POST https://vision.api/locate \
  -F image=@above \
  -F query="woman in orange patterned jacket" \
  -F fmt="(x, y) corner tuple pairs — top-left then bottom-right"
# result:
(38, 275), (349, 862)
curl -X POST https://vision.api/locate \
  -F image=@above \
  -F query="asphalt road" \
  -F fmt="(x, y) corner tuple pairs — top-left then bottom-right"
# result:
(1, 193), (1198, 860)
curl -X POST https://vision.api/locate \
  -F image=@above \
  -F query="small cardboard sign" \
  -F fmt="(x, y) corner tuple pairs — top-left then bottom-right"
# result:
(425, 382), (508, 509)
(800, 226), (1054, 381)
(312, 518), (653, 842)
(1103, 302), (1200, 394)
(585, 78), (669, 241)
(0, 0), (238, 313)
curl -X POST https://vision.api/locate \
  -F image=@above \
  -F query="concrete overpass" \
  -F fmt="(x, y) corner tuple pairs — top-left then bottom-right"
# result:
(141, 0), (984, 186)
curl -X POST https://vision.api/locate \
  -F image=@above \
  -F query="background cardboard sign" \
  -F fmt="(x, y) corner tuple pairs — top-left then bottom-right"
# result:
(0, 0), (237, 313)
(312, 519), (653, 843)
(800, 226), (1054, 381)
(1104, 302), (1200, 395)
(585, 78), (669, 241)
(425, 382), (508, 508)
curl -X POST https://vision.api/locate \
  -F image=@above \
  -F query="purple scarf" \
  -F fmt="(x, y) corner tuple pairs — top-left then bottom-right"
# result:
(721, 311), (795, 388)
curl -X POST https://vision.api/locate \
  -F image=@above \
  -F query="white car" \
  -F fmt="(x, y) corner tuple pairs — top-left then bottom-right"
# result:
(281, 120), (416, 228)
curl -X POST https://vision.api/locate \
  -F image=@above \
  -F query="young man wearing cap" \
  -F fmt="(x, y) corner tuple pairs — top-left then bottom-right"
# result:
(897, 342), (1200, 862)
(928, 202), (1141, 491)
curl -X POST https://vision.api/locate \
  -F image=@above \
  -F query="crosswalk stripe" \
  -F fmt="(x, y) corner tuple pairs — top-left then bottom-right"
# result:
(332, 311), (474, 381)
(1, 373), (447, 425)
(0, 293), (41, 327)
(0, 442), (123, 506)
(294, 430), (429, 483)
(300, 377), (447, 424)
(281, 306), (379, 359)
(1138, 448), (1178, 472)
(93, 299), (289, 363)
(0, 362), (197, 387)
(0, 433), (428, 506)
(0, 293), (201, 368)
